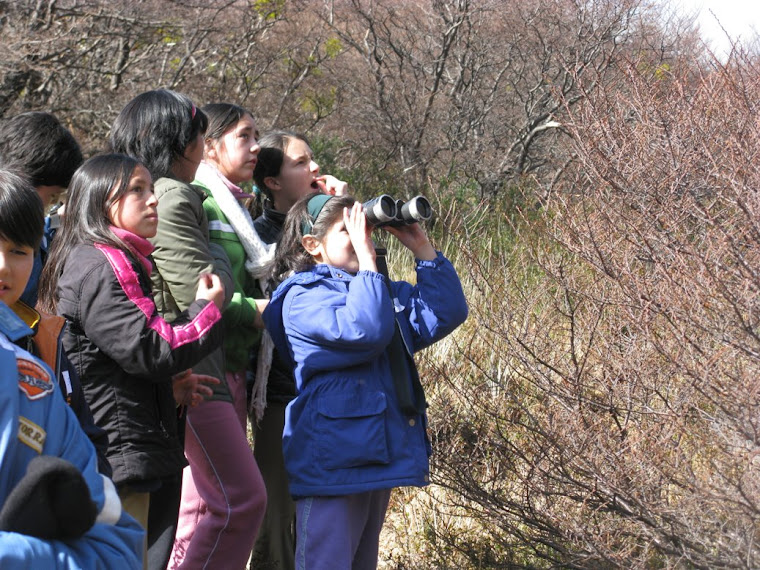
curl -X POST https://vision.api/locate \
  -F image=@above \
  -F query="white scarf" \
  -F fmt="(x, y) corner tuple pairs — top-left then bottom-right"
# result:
(195, 161), (275, 422)
(195, 162), (275, 277)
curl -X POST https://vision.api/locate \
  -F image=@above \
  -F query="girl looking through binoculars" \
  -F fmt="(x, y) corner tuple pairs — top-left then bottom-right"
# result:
(262, 192), (468, 569)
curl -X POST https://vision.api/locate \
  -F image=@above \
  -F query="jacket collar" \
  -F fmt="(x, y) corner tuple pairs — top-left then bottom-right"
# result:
(315, 264), (355, 281)
(110, 226), (154, 274)
(10, 300), (40, 331)
(155, 176), (208, 203)
(263, 207), (286, 228)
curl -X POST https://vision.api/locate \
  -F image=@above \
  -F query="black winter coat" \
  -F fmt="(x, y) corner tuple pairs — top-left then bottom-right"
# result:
(56, 236), (223, 486)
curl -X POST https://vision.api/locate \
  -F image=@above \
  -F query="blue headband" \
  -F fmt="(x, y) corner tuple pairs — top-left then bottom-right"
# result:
(301, 194), (333, 235)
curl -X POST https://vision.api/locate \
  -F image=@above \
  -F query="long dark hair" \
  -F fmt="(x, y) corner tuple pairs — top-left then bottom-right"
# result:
(109, 89), (207, 181)
(39, 153), (142, 312)
(267, 192), (355, 283)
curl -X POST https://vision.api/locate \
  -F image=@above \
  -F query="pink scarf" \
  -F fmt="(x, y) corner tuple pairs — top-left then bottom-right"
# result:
(110, 226), (154, 275)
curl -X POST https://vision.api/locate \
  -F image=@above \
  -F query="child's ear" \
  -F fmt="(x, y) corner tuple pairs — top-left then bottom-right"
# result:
(301, 234), (321, 256)
(263, 176), (280, 191)
(204, 139), (217, 161)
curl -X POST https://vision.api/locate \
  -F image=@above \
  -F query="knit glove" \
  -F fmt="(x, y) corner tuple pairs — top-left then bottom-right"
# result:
(0, 455), (98, 540)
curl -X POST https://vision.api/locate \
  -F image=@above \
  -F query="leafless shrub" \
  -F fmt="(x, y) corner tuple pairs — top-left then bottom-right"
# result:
(419, 40), (760, 570)
(0, 0), (692, 203)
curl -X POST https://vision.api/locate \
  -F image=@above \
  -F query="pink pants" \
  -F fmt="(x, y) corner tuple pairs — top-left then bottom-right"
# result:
(169, 371), (266, 569)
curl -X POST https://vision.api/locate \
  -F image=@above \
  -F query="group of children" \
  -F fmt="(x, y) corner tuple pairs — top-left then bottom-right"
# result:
(0, 89), (467, 570)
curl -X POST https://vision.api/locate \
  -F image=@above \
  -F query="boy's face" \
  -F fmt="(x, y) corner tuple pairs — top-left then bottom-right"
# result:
(0, 236), (34, 306)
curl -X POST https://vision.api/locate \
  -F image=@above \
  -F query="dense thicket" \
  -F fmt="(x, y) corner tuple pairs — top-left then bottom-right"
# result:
(422, 53), (760, 568)
(0, 0), (696, 201)
(2, 1), (757, 567)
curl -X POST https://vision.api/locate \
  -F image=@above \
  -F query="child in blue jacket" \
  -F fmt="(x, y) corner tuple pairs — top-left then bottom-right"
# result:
(262, 193), (467, 569)
(0, 305), (144, 569)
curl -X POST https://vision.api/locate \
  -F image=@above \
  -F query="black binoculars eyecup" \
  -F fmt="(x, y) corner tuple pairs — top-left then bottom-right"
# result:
(362, 194), (432, 227)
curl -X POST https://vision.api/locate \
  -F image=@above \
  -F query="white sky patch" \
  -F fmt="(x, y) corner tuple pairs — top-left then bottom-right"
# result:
(672, 0), (760, 56)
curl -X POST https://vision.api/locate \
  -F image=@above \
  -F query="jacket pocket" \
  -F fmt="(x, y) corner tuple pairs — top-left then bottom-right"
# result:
(316, 390), (390, 470)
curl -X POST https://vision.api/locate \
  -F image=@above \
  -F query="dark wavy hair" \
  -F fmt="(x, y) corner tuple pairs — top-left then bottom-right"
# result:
(39, 154), (143, 312)
(252, 130), (310, 207)
(0, 169), (44, 251)
(0, 112), (83, 188)
(109, 89), (207, 181)
(267, 192), (355, 283)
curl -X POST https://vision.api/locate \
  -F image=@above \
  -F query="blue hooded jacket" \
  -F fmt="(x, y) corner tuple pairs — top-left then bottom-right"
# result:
(0, 303), (143, 569)
(262, 252), (467, 498)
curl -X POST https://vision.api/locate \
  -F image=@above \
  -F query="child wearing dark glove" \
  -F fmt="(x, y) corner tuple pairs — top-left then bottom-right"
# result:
(0, 455), (97, 540)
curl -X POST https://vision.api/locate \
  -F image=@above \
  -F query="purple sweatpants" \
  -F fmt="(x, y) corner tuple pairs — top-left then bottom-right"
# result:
(169, 371), (266, 569)
(295, 489), (392, 570)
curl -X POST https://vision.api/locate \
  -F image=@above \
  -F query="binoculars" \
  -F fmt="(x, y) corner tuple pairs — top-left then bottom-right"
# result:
(362, 195), (432, 227)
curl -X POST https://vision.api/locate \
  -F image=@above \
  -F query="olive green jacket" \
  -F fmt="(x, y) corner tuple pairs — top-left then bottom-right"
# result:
(149, 176), (234, 402)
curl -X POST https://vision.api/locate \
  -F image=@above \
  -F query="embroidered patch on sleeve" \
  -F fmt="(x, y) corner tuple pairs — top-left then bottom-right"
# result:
(17, 357), (54, 400)
(18, 416), (46, 453)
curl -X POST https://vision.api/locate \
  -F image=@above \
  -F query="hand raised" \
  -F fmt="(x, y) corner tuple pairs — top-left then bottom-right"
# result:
(383, 223), (437, 261)
(344, 201), (377, 272)
(195, 273), (225, 310)
(315, 175), (348, 196)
